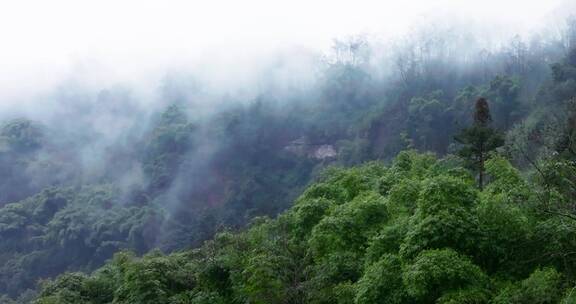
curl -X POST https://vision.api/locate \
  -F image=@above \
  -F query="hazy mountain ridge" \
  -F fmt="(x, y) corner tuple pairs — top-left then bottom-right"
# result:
(1, 14), (576, 302)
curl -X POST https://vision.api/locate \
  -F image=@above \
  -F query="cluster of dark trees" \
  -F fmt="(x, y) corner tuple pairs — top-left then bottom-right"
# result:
(1, 17), (576, 303)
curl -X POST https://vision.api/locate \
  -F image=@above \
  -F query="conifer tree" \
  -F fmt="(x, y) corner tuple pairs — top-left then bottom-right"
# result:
(455, 98), (504, 189)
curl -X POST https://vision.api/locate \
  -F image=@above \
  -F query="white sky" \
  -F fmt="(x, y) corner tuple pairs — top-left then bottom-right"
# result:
(0, 0), (570, 100)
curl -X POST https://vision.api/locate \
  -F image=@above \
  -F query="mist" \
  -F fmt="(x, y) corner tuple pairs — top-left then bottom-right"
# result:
(0, 0), (573, 234)
(0, 0), (571, 217)
(1, 0), (576, 300)
(0, 0), (570, 101)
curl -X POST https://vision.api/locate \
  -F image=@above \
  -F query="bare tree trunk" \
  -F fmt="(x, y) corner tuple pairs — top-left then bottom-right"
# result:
(479, 145), (484, 190)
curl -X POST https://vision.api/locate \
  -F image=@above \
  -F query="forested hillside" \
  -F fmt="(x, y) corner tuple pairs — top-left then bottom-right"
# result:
(33, 151), (576, 303)
(2, 14), (576, 303)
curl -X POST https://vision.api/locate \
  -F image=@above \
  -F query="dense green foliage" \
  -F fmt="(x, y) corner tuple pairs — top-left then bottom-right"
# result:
(33, 151), (576, 303)
(0, 186), (165, 297)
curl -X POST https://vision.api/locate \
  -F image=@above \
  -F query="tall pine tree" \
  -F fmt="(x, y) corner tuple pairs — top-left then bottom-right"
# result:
(455, 98), (504, 189)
